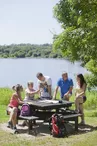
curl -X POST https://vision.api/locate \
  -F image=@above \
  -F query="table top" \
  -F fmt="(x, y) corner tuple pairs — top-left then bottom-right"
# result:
(25, 99), (73, 110)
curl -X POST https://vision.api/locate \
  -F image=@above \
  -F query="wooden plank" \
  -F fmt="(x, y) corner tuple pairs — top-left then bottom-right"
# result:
(63, 114), (81, 119)
(19, 115), (39, 120)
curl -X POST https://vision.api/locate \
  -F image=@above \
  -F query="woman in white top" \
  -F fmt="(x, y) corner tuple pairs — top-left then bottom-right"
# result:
(75, 74), (87, 125)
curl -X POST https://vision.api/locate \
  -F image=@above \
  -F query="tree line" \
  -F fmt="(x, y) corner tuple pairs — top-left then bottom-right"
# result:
(0, 44), (63, 59)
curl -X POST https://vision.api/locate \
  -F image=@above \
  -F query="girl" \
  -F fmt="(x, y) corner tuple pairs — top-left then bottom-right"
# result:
(75, 74), (87, 125)
(7, 84), (24, 133)
(24, 81), (36, 101)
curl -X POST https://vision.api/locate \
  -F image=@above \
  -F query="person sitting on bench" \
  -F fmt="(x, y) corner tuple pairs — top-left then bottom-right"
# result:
(7, 84), (24, 133)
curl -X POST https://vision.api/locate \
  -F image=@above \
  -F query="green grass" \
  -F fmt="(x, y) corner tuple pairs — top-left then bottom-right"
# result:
(0, 105), (8, 123)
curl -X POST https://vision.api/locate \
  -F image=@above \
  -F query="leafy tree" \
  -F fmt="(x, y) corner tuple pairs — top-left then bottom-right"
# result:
(53, 0), (97, 88)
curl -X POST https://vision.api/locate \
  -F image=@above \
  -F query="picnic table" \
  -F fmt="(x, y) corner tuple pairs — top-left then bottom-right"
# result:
(25, 99), (73, 121)
(18, 99), (81, 134)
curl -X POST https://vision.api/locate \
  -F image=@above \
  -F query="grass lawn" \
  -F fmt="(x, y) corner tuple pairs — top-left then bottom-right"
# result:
(0, 105), (97, 146)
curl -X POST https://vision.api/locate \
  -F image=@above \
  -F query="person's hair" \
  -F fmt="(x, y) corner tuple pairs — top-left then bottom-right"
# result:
(12, 84), (23, 92)
(62, 71), (68, 75)
(36, 72), (43, 78)
(27, 81), (33, 87)
(77, 74), (86, 88)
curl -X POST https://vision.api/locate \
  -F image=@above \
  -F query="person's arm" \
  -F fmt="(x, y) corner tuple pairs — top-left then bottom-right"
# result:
(48, 85), (52, 98)
(53, 79), (60, 100)
(46, 78), (52, 98)
(64, 86), (73, 96)
(64, 79), (73, 97)
(26, 89), (40, 95)
(53, 86), (59, 100)
(30, 89), (40, 94)
(18, 99), (24, 105)
(76, 83), (87, 98)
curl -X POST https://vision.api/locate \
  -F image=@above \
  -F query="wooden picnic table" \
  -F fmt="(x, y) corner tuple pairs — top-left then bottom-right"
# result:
(19, 100), (80, 133)
(24, 99), (74, 120)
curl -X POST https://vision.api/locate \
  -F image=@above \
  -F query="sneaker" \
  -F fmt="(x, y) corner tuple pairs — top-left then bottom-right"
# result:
(7, 121), (13, 129)
(13, 126), (19, 134)
(79, 121), (85, 125)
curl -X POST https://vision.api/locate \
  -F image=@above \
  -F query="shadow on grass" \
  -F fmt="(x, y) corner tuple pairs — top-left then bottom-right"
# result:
(67, 123), (97, 137)
(17, 122), (97, 137)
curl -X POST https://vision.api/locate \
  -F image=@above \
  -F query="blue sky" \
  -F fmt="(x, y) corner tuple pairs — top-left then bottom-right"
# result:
(0, 0), (61, 45)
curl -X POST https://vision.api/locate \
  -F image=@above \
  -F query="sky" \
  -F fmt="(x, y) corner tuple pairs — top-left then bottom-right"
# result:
(0, 0), (61, 45)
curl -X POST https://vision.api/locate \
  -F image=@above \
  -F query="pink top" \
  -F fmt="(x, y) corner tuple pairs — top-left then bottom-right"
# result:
(8, 93), (22, 108)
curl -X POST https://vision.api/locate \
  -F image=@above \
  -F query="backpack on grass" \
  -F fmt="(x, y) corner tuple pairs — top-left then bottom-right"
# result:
(49, 114), (68, 138)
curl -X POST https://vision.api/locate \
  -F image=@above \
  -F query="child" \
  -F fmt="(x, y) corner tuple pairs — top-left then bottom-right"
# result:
(7, 84), (24, 133)
(24, 81), (36, 101)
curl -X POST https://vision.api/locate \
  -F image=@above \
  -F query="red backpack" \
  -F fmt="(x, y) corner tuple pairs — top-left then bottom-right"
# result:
(49, 114), (68, 137)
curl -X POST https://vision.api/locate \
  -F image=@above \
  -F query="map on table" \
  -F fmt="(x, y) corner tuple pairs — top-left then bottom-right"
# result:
(38, 100), (59, 104)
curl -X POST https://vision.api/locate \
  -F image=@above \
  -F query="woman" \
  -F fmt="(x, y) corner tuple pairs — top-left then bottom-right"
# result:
(75, 74), (87, 125)
(7, 84), (24, 133)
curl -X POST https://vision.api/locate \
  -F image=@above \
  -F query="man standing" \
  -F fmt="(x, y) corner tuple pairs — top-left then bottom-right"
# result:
(36, 72), (52, 99)
(53, 72), (73, 101)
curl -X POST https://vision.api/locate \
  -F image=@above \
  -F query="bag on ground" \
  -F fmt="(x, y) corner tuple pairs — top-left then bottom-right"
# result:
(49, 114), (68, 137)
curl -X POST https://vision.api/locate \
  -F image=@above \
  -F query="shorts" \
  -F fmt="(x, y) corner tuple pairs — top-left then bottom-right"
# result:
(7, 106), (13, 113)
(83, 96), (87, 103)
(7, 106), (19, 115)
(76, 96), (87, 104)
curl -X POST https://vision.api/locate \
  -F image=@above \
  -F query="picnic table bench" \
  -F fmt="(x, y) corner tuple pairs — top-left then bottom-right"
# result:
(18, 115), (39, 134)
(63, 113), (81, 131)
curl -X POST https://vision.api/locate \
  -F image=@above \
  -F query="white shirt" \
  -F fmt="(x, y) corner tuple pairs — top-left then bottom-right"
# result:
(38, 76), (52, 98)
(24, 88), (35, 101)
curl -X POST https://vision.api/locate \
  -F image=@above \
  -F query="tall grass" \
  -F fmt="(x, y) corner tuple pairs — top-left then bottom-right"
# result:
(0, 88), (25, 105)
(0, 88), (13, 105)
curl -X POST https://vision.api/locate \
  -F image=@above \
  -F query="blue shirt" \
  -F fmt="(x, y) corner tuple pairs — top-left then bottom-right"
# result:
(57, 78), (73, 98)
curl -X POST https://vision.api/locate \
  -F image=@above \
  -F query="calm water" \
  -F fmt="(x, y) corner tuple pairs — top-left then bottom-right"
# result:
(0, 58), (88, 88)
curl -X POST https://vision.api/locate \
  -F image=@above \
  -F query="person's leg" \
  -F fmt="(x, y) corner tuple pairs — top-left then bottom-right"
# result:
(79, 103), (85, 124)
(11, 107), (18, 128)
(7, 107), (13, 128)
(75, 98), (80, 112)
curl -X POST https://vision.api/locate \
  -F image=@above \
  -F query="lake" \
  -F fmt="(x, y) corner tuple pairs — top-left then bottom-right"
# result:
(0, 58), (88, 88)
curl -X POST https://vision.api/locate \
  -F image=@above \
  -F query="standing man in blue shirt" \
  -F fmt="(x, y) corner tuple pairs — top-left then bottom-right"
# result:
(53, 72), (73, 101)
